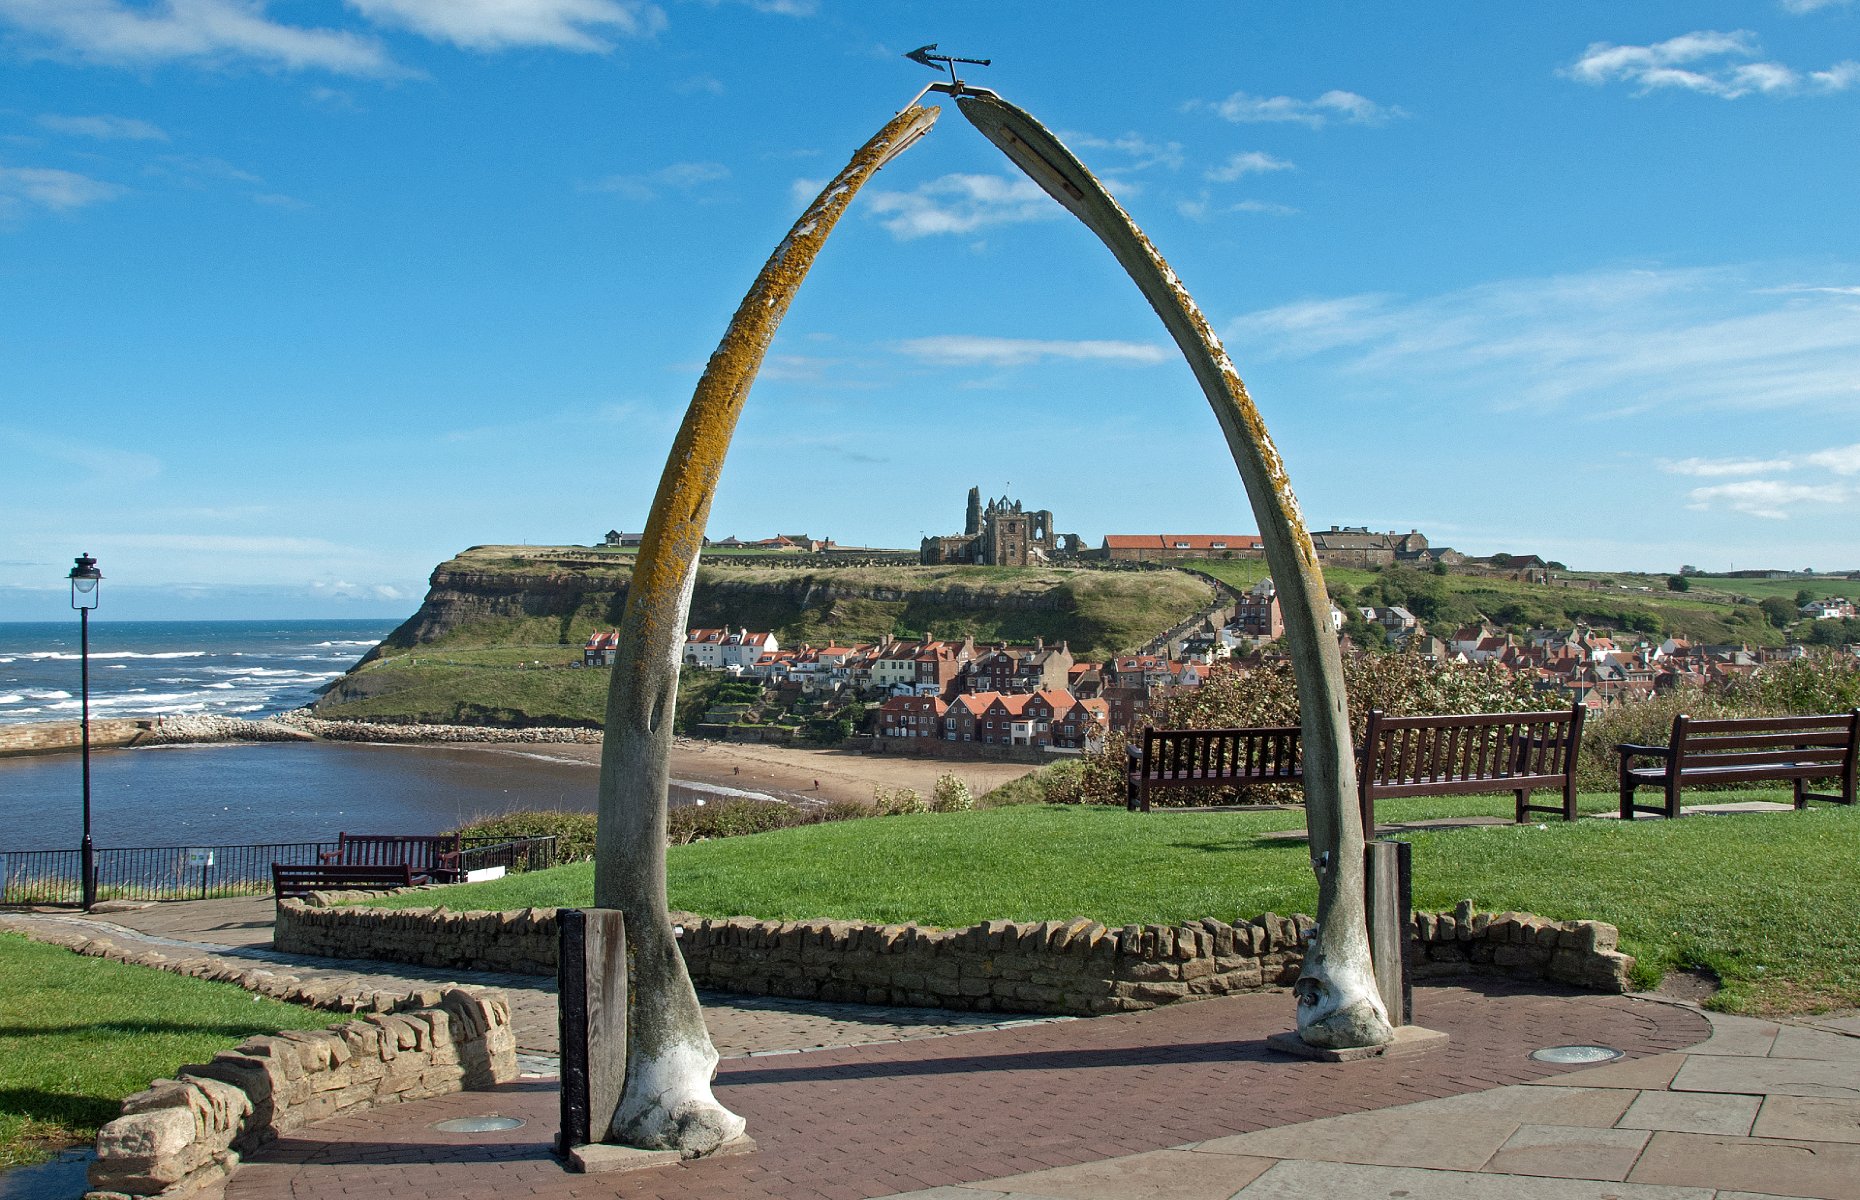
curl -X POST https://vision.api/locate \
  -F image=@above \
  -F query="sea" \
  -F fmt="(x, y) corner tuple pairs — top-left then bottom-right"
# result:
(0, 619), (634, 852)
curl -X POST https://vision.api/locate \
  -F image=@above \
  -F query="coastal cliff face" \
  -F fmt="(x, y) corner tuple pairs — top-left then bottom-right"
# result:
(361, 545), (1214, 665)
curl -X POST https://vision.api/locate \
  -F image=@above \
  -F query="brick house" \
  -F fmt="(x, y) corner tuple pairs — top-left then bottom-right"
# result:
(961, 639), (1075, 694)
(1101, 534), (1264, 563)
(878, 694), (947, 739)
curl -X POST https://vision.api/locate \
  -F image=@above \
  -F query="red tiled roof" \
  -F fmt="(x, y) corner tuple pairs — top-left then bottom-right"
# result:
(1103, 534), (1263, 550)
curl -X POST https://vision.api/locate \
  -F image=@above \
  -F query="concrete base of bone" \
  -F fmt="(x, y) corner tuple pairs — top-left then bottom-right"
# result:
(566, 1134), (756, 1174)
(1267, 1025), (1449, 1062)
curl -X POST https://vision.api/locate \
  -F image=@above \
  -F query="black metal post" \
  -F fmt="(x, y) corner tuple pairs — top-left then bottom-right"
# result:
(80, 602), (95, 910)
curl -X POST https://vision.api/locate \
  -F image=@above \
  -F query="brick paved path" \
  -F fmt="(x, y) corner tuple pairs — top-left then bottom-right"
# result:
(224, 981), (1708, 1200)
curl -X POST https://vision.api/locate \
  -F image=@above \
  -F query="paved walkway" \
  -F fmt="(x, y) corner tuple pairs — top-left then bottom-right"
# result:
(218, 982), (1714, 1200)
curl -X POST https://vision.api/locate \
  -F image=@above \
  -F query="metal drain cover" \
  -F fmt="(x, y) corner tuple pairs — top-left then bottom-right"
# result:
(1530, 1044), (1624, 1064)
(432, 1115), (526, 1133)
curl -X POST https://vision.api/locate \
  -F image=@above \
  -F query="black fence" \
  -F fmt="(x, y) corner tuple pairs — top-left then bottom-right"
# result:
(1, 841), (335, 905)
(1, 834), (559, 905)
(456, 835), (558, 877)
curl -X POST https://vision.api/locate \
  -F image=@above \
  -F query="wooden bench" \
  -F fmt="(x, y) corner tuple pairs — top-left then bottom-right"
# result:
(271, 862), (416, 900)
(319, 832), (462, 881)
(1358, 705), (1588, 830)
(1617, 709), (1859, 820)
(1126, 725), (1302, 812)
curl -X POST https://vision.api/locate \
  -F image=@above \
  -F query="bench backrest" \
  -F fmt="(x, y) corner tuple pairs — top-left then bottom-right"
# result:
(334, 832), (461, 870)
(1360, 705), (1587, 801)
(1138, 725), (1303, 782)
(1669, 710), (1860, 775)
(271, 862), (415, 899)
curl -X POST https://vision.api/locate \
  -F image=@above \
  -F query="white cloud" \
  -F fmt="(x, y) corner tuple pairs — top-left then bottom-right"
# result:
(37, 113), (168, 141)
(1686, 479), (1848, 519)
(864, 173), (1059, 239)
(1060, 131), (1184, 172)
(690, 0), (816, 14)
(586, 160), (728, 200)
(1205, 151), (1295, 182)
(1177, 194), (1299, 221)
(675, 73), (724, 95)
(1224, 265), (1860, 416)
(1805, 442), (1860, 474)
(0, 165), (123, 218)
(0, 0), (395, 74)
(0, 428), (158, 478)
(1566, 29), (1858, 97)
(1196, 89), (1406, 128)
(343, 0), (664, 52)
(895, 335), (1169, 368)
(1781, 0), (1851, 13)
(1660, 455), (1798, 476)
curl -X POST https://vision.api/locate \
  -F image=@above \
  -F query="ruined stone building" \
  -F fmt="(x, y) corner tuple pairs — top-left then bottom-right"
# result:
(920, 487), (1083, 566)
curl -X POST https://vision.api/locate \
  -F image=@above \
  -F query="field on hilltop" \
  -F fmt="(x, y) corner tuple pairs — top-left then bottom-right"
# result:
(1188, 558), (1838, 647)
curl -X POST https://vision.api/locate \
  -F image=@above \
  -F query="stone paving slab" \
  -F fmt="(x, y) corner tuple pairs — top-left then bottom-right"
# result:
(1223, 1160), (1718, 1199)
(1617, 1089), (1762, 1135)
(1627, 1130), (1860, 1199)
(1671, 1053), (1860, 1099)
(1752, 1096), (1860, 1144)
(952, 1148), (1276, 1199)
(1483, 1123), (1652, 1181)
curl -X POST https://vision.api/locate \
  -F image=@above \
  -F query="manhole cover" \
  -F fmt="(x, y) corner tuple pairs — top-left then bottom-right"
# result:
(431, 1115), (526, 1133)
(1530, 1044), (1624, 1064)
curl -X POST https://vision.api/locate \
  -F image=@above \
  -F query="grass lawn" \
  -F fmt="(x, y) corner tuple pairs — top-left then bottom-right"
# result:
(375, 793), (1860, 1017)
(0, 933), (331, 1170)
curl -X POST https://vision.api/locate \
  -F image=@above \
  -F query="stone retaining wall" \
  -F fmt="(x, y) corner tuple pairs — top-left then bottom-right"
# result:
(87, 988), (516, 1200)
(9, 922), (518, 1200)
(0, 718), (156, 758)
(275, 899), (1633, 1017)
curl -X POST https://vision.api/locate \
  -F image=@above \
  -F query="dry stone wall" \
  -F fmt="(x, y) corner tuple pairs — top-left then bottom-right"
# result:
(276, 898), (1633, 1016)
(86, 989), (516, 1199)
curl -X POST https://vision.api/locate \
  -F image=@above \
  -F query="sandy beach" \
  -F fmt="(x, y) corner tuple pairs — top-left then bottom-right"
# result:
(451, 737), (1039, 808)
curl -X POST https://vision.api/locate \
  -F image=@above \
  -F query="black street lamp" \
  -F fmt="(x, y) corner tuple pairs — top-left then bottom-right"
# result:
(69, 553), (101, 909)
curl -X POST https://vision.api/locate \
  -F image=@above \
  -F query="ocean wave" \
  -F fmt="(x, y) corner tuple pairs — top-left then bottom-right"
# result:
(24, 689), (72, 700)
(24, 650), (208, 661)
(0, 694), (21, 705)
(313, 640), (380, 648)
(205, 682), (236, 690)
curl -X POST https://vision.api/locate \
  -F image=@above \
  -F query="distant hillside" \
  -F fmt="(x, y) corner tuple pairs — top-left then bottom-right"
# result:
(364, 546), (1211, 663)
(1189, 558), (1826, 647)
(314, 546), (1214, 725)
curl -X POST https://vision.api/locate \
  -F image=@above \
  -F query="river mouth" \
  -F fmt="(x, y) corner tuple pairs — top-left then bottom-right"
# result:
(0, 739), (796, 853)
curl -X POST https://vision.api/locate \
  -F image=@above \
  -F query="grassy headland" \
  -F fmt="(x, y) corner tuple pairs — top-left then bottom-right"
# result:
(315, 546), (1212, 724)
(371, 794), (1859, 1016)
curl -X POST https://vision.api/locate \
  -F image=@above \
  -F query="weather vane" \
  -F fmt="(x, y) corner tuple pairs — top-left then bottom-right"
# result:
(905, 43), (992, 87)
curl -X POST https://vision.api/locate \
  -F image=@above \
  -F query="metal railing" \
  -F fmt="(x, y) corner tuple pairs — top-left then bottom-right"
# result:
(455, 835), (557, 877)
(1, 841), (335, 905)
(1, 834), (559, 905)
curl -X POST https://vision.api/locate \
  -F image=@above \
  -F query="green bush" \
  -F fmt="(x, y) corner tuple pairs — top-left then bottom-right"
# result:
(930, 772), (975, 813)
(873, 785), (928, 815)
(452, 809), (597, 864)
(667, 797), (870, 845)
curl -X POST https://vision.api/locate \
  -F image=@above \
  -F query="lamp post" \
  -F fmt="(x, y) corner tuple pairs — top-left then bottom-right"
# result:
(69, 553), (101, 910)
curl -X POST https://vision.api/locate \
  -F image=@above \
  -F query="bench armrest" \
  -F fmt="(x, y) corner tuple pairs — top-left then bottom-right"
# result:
(1615, 742), (1672, 759)
(317, 850), (341, 864)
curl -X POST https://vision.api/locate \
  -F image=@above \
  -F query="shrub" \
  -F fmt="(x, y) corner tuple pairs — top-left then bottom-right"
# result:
(873, 785), (927, 815)
(452, 809), (597, 865)
(930, 772), (974, 813)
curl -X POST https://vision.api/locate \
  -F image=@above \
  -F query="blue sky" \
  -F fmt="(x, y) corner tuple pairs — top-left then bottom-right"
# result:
(2, 1), (1857, 620)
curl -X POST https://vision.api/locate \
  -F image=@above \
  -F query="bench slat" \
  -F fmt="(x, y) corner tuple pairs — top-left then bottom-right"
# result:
(1683, 713), (1855, 735)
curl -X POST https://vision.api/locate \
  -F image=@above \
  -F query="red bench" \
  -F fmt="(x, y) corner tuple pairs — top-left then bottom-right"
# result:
(1358, 706), (1588, 829)
(1126, 725), (1302, 812)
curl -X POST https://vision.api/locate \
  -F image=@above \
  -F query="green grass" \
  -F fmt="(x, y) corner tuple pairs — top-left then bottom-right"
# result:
(372, 794), (1859, 1016)
(0, 933), (330, 1170)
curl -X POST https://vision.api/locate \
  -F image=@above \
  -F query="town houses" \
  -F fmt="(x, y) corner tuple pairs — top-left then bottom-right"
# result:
(578, 573), (1856, 757)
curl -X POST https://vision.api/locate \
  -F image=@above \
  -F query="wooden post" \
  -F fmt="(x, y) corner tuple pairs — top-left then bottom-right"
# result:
(558, 909), (627, 1154)
(1363, 840), (1412, 1026)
